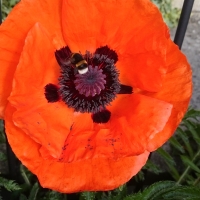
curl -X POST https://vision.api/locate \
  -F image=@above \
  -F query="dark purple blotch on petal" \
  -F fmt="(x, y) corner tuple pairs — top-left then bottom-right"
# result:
(44, 83), (60, 103)
(92, 109), (111, 123)
(118, 84), (133, 94)
(94, 46), (118, 64)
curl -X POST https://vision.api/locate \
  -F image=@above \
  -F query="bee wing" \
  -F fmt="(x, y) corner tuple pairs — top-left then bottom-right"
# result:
(62, 60), (72, 66)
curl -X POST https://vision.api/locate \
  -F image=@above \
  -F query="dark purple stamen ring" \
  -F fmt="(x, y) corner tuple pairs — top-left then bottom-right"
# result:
(57, 46), (121, 113)
(44, 46), (133, 123)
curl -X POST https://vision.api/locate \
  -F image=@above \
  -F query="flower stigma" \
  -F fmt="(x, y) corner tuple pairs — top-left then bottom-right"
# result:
(74, 65), (106, 97)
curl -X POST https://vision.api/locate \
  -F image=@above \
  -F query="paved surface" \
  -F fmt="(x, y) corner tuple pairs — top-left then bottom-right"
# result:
(171, 12), (200, 109)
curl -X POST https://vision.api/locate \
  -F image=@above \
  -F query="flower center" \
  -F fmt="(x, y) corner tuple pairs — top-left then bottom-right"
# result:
(44, 46), (133, 123)
(74, 66), (106, 97)
(54, 46), (121, 113)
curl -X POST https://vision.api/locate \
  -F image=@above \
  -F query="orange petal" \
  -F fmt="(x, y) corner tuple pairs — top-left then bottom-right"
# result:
(104, 94), (172, 155)
(0, 0), (65, 118)
(5, 104), (42, 172)
(146, 40), (192, 151)
(62, 0), (169, 91)
(49, 93), (171, 163)
(5, 103), (149, 192)
(8, 23), (73, 159)
(39, 151), (149, 192)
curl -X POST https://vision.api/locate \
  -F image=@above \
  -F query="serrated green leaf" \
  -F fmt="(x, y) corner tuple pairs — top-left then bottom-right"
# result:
(124, 182), (200, 200)
(80, 191), (96, 200)
(42, 190), (64, 200)
(163, 186), (200, 199)
(19, 194), (28, 200)
(176, 127), (189, 142)
(28, 182), (39, 200)
(181, 155), (200, 173)
(183, 120), (200, 144)
(166, 163), (180, 181)
(144, 160), (163, 174)
(156, 148), (176, 166)
(0, 177), (21, 192)
(124, 181), (177, 200)
(0, 151), (7, 161)
(176, 127), (193, 158)
(169, 137), (185, 153)
(183, 109), (200, 120)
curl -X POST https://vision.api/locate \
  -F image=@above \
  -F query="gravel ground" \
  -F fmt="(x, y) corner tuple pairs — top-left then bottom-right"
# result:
(171, 12), (200, 109)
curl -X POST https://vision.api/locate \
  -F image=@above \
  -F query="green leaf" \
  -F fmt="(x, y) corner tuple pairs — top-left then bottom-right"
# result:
(176, 127), (189, 143)
(143, 160), (163, 174)
(169, 137), (185, 153)
(166, 163), (180, 181)
(0, 151), (7, 161)
(181, 155), (200, 173)
(156, 148), (180, 180)
(42, 190), (64, 200)
(0, 177), (21, 192)
(19, 194), (28, 200)
(124, 182), (200, 200)
(176, 127), (193, 158)
(183, 120), (200, 144)
(156, 148), (176, 166)
(28, 182), (39, 200)
(80, 192), (96, 200)
(163, 186), (200, 199)
(123, 181), (177, 200)
(183, 109), (200, 120)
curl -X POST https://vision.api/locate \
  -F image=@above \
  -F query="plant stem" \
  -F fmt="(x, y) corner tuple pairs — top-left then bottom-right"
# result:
(20, 165), (31, 186)
(63, 194), (67, 200)
(193, 176), (200, 186)
(176, 149), (200, 185)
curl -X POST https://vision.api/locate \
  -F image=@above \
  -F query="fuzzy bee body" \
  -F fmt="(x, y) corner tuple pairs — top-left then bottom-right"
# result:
(68, 53), (89, 74)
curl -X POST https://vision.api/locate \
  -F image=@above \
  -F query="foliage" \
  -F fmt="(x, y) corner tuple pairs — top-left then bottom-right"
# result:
(1, 0), (20, 21)
(154, 108), (200, 186)
(151, 0), (181, 27)
(124, 181), (200, 200)
(0, 177), (21, 192)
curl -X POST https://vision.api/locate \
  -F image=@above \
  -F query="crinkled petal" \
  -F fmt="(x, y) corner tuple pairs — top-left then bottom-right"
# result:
(5, 104), (42, 172)
(104, 94), (172, 155)
(146, 41), (192, 151)
(62, 0), (169, 91)
(0, 0), (64, 118)
(8, 23), (73, 158)
(5, 103), (149, 192)
(46, 93), (171, 163)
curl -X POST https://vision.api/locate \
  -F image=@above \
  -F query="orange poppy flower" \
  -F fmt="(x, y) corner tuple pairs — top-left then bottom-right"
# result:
(0, 0), (192, 193)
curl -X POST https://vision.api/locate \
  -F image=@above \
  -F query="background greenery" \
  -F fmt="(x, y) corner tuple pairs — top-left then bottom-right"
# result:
(1, 0), (200, 200)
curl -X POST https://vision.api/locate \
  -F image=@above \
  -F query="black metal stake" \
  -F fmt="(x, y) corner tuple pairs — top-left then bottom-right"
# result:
(174, 0), (195, 49)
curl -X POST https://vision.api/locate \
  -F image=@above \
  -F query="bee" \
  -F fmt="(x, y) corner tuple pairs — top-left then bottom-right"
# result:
(65, 53), (88, 74)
